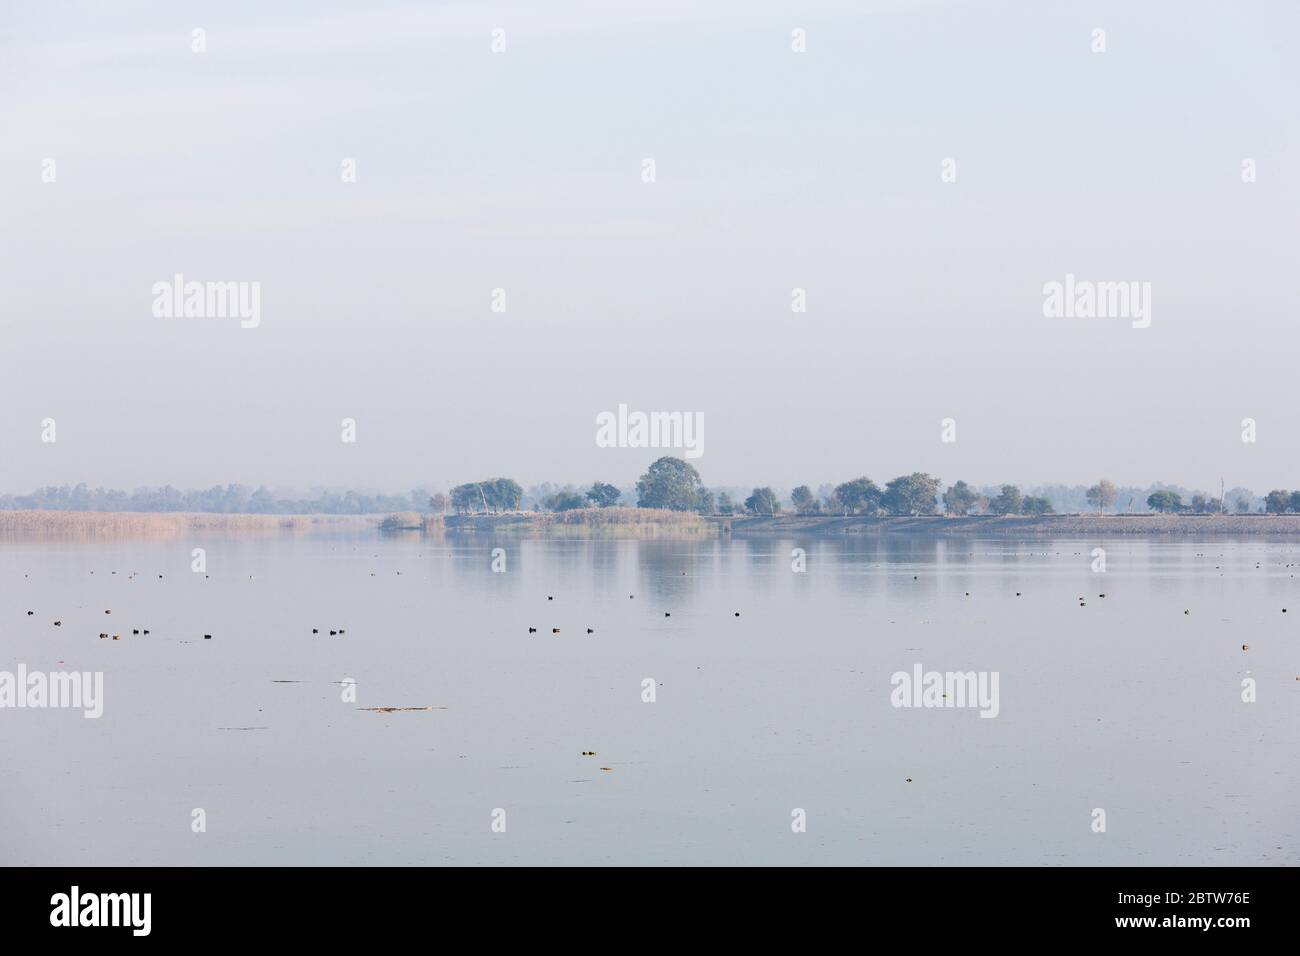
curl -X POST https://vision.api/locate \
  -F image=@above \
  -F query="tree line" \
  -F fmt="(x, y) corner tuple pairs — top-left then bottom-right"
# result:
(1, 466), (1281, 516)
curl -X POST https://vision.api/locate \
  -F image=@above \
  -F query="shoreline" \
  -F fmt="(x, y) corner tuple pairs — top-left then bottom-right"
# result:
(713, 513), (1300, 536)
(5, 509), (1300, 539)
(0, 511), (382, 540)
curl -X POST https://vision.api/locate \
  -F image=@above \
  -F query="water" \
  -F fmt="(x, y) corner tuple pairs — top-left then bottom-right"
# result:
(1, 532), (1296, 865)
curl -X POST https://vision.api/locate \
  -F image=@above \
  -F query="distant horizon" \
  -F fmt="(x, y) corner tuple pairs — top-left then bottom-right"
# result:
(0, 472), (1280, 515)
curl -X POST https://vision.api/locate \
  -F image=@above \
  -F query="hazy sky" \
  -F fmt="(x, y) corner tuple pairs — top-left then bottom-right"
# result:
(2, 0), (1297, 494)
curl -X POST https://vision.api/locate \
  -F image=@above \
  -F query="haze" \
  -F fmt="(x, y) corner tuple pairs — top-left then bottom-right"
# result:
(2, 0), (1297, 495)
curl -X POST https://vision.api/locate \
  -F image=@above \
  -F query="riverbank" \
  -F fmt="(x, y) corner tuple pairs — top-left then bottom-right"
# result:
(0, 511), (381, 540)
(714, 513), (1300, 535)
(443, 507), (711, 536)
(5, 509), (1300, 540)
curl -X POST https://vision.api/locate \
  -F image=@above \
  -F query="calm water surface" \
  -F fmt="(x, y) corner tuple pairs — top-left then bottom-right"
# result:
(2, 533), (1296, 865)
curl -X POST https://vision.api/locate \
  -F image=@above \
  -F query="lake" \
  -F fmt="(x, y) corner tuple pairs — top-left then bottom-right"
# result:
(1, 532), (1296, 865)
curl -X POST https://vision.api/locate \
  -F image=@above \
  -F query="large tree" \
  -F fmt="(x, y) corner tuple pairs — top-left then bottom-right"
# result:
(790, 485), (818, 515)
(1086, 480), (1119, 512)
(486, 478), (523, 511)
(744, 487), (780, 515)
(988, 485), (1023, 515)
(882, 473), (941, 515)
(636, 457), (702, 511)
(1147, 490), (1183, 513)
(543, 490), (586, 512)
(943, 480), (977, 515)
(1264, 489), (1291, 514)
(832, 477), (882, 515)
(585, 482), (622, 508)
(1021, 495), (1053, 515)
(450, 478), (522, 513)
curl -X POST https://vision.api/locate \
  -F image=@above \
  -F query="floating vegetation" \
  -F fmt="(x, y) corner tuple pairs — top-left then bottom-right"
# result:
(356, 706), (446, 713)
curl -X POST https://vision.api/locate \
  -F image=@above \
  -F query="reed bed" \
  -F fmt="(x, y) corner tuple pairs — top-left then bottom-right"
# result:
(0, 511), (380, 540)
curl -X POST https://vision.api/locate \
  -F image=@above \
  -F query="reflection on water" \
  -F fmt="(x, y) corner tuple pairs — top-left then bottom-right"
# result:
(1, 532), (1297, 865)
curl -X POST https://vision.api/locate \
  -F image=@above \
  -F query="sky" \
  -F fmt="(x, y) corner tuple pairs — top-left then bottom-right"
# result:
(2, 0), (1298, 495)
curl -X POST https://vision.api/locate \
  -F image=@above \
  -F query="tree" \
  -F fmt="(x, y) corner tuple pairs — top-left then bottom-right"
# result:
(450, 483), (482, 513)
(790, 485), (818, 515)
(449, 478), (521, 513)
(636, 457), (702, 511)
(1190, 494), (1209, 513)
(744, 487), (780, 515)
(696, 487), (716, 515)
(832, 477), (882, 515)
(1086, 480), (1119, 512)
(943, 480), (977, 515)
(543, 490), (586, 512)
(585, 482), (621, 508)
(1264, 489), (1291, 514)
(988, 485), (1023, 515)
(486, 478), (522, 512)
(717, 491), (735, 515)
(883, 473), (941, 515)
(428, 492), (449, 514)
(1147, 490), (1183, 513)
(1021, 495), (1053, 515)
(1290, 492), (1300, 514)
